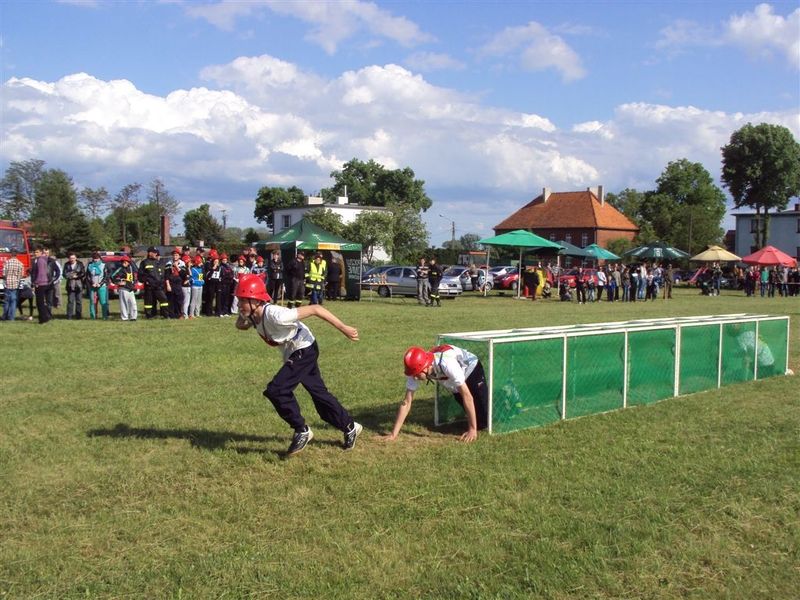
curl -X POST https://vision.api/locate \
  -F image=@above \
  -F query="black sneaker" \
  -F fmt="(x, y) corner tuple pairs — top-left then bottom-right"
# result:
(286, 427), (313, 456)
(343, 422), (363, 450)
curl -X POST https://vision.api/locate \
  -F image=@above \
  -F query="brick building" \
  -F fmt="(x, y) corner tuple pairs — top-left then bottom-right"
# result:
(494, 186), (639, 248)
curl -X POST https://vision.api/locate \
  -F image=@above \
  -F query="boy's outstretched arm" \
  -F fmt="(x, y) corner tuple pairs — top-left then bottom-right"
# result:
(380, 390), (415, 441)
(457, 383), (479, 443)
(296, 304), (359, 341)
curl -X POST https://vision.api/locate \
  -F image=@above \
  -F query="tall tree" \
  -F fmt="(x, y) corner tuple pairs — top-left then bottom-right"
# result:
(0, 159), (46, 220)
(79, 186), (110, 220)
(243, 228), (261, 244)
(721, 123), (800, 248)
(646, 159), (726, 254)
(304, 208), (346, 237)
(459, 233), (481, 251)
(253, 185), (306, 230)
(183, 204), (224, 245)
(344, 211), (394, 263)
(30, 169), (90, 254)
(109, 183), (142, 245)
(387, 204), (429, 264)
(147, 177), (181, 219)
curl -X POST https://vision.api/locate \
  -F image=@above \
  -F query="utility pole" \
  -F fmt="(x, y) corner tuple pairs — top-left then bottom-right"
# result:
(221, 209), (227, 231)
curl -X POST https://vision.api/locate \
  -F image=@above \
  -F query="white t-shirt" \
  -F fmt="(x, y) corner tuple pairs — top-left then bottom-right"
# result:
(406, 345), (479, 394)
(255, 304), (315, 362)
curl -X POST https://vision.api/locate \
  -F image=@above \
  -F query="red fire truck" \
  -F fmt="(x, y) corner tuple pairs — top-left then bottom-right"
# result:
(0, 221), (32, 299)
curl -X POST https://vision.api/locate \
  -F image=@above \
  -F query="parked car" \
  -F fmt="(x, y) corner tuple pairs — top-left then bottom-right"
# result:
(361, 265), (393, 282)
(493, 267), (520, 290)
(558, 268), (599, 288)
(488, 265), (515, 279)
(442, 266), (493, 291)
(101, 253), (144, 297)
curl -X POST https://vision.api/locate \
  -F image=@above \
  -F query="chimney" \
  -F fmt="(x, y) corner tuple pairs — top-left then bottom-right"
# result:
(795, 203), (800, 211)
(587, 186), (604, 205)
(160, 215), (170, 246)
(542, 187), (551, 202)
(336, 196), (349, 205)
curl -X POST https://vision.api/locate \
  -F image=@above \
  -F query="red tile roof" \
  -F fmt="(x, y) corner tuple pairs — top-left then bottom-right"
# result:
(494, 190), (639, 233)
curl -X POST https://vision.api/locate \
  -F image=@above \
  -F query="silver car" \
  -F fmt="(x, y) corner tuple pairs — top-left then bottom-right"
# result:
(442, 266), (492, 292)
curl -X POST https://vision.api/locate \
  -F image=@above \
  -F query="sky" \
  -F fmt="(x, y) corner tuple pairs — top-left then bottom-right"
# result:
(1, 0), (799, 246)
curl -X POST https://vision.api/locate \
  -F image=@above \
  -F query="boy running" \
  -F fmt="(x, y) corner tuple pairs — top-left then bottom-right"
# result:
(234, 274), (362, 456)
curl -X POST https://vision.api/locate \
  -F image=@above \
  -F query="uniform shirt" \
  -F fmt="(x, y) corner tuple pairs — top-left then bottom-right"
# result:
(406, 345), (479, 394)
(255, 304), (315, 362)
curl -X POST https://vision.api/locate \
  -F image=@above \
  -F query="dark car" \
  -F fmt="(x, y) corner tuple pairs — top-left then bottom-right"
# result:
(494, 267), (520, 290)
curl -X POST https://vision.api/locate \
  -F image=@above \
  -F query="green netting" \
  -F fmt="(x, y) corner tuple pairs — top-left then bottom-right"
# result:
(627, 328), (676, 405)
(566, 333), (625, 418)
(679, 324), (720, 395)
(721, 321), (757, 384)
(492, 338), (564, 433)
(755, 319), (788, 379)
(435, 336), (489, 426)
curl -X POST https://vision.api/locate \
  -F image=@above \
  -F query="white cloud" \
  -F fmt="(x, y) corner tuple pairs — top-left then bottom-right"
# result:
(185, 0), (433, 54)
(478, 21), (586, 82)
(404, 52), (466, 72)
(725, 3), (800, 68)
(655, 19), (720, 52)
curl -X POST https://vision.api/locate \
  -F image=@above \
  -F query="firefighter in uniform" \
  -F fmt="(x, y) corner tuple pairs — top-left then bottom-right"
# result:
(305, 252), (327, 305)
(428, 257), (443, 307)
(138, 246), (170, 318)
(284, 251), (306, 309)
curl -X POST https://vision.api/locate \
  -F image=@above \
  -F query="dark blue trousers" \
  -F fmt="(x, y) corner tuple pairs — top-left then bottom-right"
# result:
(453, 362), (489, 430)
(264, 342), (353, 433)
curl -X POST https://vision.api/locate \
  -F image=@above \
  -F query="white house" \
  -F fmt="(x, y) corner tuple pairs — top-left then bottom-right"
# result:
(733, 202), (800, 260)
(272, 196), (391, 261)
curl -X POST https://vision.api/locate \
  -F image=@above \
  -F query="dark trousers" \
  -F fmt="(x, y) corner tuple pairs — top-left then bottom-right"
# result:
(286, 278), (305, 307)
(219, 281), (233, 314)
(268, 279), (283, 303)
(263, 341), (353, 433)
(144, 286), (169, 318)
(34, 284), (52, 323)
(168, 287), (184, 318)
(66, 288), (83, 319)
(453, 362), (489, 430)
(205, 280), (219, 315)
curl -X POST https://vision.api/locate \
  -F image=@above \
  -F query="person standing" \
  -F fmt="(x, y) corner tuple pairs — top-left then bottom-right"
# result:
(305, 252), (326, 305)
(428, 257), (443, 307)
(45, 248), (63, 310)
(86, 251), (110, 320)
(468, 263), (479, 292)
(30, 247), (58, 323)
(234, 274), (362, 456)
(1, 248), (24, 321)
(231, 255), (251, 315)
(165, 253), (188, 318)
(138, 246), (169, 319)
(267, 250), (284, 304)
(180, 253), (192, 318)
(326, 256), (342, 301)
(575, 267), (587, 305)
(596, 267), (608, 302)
(62, 252), (85, 319)
(415, 257), (430, 306)
(218, 253), (235, 316)
(204, 257), (222, 317)
(664, 264), (674, 299)
(188, 255), (205, 318)
(284, 251), (306, 309)
(251, 255), (268, 285)
(110, 256), (138, 321)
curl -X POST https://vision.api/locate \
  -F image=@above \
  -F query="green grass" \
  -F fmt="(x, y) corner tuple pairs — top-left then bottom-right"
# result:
(2, 288), (798, 599)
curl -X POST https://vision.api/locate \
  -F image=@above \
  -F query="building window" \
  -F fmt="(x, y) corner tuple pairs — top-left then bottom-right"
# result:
(750, 219), (760, 233)
(565, 233), (572, 244)
(581, 233), (589, 247)
(796, 218), (800, 233)
(281, 215), (291, 230)
(549, 233), (556, 241)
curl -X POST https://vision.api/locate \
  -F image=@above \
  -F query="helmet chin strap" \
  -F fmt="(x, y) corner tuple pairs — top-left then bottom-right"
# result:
(247, 298), (259, 329)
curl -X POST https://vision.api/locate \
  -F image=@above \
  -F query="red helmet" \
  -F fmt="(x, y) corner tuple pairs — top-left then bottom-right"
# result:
(404, 346), (433, 376)
(235, 274), (271, 302)
(238, 255), (246, 262)
(193, 255), (204, 266)
(220, 252), (229, 260)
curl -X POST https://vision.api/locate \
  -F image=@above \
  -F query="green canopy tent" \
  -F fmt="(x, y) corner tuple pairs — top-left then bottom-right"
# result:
(622, 240), (690, 262)
(479, 230), (563, 298)
(254, 218), (363, 300)
(584, 243), (620, 261)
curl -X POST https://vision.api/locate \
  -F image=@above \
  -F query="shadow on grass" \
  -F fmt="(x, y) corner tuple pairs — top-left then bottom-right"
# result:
(350, 397), (465, 438)
(87, 422), (340, 456)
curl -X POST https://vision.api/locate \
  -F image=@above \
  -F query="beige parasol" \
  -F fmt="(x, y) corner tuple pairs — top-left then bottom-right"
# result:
(690, 245), (741, 262)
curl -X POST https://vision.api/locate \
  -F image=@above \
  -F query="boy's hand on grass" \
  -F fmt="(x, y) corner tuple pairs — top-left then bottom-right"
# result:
(378, 434), (397, 442)
(459, 429), (478, 443)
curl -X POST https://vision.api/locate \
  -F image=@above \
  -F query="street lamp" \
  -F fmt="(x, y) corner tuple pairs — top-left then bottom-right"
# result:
(439, 213), (456, 248)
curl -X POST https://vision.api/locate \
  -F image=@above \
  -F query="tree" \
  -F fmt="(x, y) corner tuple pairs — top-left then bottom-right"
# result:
(606, 237), (635, 257)
(304, 208), (346, 237)
(109, 183), (142, 245)
(459, 233), (481, 251)
(253, 185), (306, 230)
(386, 204), (429, 264)
(79, 186), (110, 220)
(30, 169), (91, 254)
(323, 158), (433, 212)
(183, 204), (224, 245)
(721, 123), (800, 248)
(243, 228), (261, 244)
(645, 159), (726, 254)
(344, 211), (394, 263)
(0, 159), (46, 220)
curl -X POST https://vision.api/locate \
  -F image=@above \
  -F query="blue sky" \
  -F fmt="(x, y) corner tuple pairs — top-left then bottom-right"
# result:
(2, 0), (798, 245)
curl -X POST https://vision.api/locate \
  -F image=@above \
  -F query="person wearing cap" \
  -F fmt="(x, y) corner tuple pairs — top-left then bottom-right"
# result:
(234, 273), (362, 456)
(165, 251), (189, 318)
(180, 254), (192, 318)
(138, 246), (169, 319)
(230, 255), (250, 315)
(305, 252), (327, 305)
(62, 252), (86, 320)
(267, 249), (284, 304)
(86, 251), (110, 320)
(250, 254), (268, 284)
(204, 256), (222, 317)
(382, 344), (489, 443)
(110, 256), (138, 321)
(284, 251), (306, 309)
(189, 255), (205, 318)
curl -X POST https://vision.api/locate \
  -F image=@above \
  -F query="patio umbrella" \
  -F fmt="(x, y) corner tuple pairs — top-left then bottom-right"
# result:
(741, 245), (797, 267)
(622, 240), (690, 261)
(690, 245), (741, 263)
(584, 243), (620, 261)
(555, 239), (593, 259)
(479, 230), (562, 298)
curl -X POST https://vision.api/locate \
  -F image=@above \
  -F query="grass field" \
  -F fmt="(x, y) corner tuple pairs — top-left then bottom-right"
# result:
(2, 288), (798, 599)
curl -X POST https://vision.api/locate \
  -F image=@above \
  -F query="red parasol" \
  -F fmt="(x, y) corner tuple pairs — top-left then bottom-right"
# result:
(741, 245), (797, 268)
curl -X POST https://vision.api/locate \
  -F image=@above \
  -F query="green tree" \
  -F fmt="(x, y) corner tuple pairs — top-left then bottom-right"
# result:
(243, 228), (261, 244)
(253, 185), (306, 229)
(606, 237), (635, 257)
(0, 159), (46, 220)
(721, 123), (800, 248)
(387, 204), (429, 264)
(30, 169), (91, 254)
(183, 204), (224, 245)
(644, 159), (725, 254)
(109, 183), (142, 245)
(323, 158), (432, 212)
(459, 233), (481, 251)
(147, 177), (180, 220)
(304, 208), (346, 237)
(344, 211), (394, 263)
(79, 186), (110, 220)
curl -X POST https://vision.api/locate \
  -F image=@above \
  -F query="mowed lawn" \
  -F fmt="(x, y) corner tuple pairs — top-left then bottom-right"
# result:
(2, 288), (798, 599)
